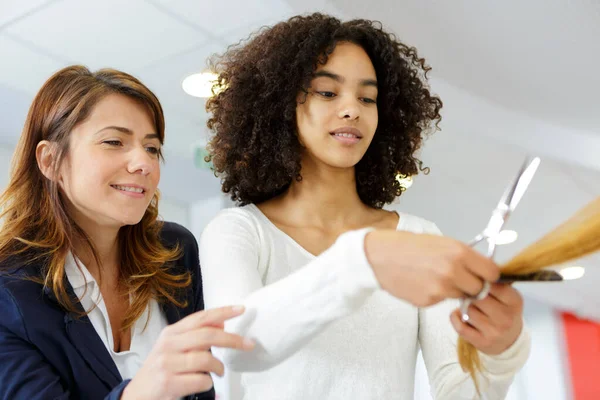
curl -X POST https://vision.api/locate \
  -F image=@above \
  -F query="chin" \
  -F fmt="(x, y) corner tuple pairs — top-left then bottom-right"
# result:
(327, 155), (364, 169)
(113, 213), (147, 227)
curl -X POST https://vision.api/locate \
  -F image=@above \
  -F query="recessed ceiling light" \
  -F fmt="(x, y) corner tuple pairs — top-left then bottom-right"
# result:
(396, 174), (413, 189)
(495, 230), (518, 245)
(182, 72), (219, 98)
(559, 266), (585, 280)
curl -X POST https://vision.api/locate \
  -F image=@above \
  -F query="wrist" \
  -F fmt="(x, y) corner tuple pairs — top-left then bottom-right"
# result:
(481, 319), (525, 356)
(364, 230), (391, 272)
(364, 230), (411, 282)
(365, 230), (391, 292)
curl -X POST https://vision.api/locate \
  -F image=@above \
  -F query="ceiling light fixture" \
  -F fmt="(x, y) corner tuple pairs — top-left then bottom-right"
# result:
(182, 72), (219, 98)
(396, 173), (413, 189)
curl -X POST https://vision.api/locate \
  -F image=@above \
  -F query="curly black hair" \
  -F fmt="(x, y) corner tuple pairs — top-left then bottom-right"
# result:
(205, 13), (442, 208)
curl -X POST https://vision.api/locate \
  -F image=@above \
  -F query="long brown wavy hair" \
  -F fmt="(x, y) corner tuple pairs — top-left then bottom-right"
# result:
(0, 65), (190, 330)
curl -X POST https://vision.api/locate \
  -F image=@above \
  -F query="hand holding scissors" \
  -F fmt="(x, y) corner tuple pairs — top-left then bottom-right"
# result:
(365, 156), (541, 324)
(459, 156), (540, 322)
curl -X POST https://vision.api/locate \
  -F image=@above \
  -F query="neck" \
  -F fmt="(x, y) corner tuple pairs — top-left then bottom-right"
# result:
(280, 155), (369, 229)
(69, 212), (121, 287)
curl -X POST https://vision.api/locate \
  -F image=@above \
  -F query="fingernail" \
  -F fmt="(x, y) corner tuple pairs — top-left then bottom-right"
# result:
(232, 305), (245, 313)
(243, 338), (255, 350)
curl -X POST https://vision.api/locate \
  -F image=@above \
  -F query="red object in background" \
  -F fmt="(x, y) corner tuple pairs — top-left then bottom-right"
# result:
(562, 312), (600, 399)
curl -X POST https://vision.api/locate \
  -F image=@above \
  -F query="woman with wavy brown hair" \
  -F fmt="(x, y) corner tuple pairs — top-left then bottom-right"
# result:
(200, 13), (531, 399)
(0, 66), (254, 400)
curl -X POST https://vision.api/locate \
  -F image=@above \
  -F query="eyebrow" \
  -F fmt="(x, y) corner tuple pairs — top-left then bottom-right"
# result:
(95, 126), (159, 140)
(313, 70), (378, 88)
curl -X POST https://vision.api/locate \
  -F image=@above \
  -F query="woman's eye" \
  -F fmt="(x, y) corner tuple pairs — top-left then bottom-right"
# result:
(103, 140), (122, 146)
(317, 91), (336, 98)
(146, 146), (160, 155)
(361, 97), (377, 104)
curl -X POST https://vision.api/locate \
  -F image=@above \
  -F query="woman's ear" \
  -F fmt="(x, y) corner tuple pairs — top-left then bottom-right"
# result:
(36, 140), (59, 181)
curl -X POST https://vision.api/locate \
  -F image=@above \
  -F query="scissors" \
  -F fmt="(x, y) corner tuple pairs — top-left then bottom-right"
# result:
(459, 156), (541, 322)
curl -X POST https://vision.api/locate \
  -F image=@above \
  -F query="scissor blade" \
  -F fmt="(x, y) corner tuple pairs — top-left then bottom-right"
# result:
(509, 157), (540, 211)
(495, 156), (540, 212)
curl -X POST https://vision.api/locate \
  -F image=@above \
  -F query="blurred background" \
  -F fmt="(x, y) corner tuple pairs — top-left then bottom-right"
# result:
(1, 1), (599, 399)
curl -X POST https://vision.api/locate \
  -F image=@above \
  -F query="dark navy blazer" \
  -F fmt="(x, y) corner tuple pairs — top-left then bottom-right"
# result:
(0, 222), (215, 400)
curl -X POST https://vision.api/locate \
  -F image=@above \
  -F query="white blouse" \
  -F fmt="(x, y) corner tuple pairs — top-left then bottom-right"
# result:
(64, 253), (168, 380)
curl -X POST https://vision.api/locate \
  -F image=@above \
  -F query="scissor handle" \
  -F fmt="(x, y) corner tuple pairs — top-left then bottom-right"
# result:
(469, 234), (497, 258)
(468, 234), (485, 247)
(460, 281), (491, 322)
(460, 298), (472, 322)
(461, 233), (496, 322)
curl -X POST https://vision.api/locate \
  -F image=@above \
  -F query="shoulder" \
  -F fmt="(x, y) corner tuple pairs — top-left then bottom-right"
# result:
(199, 205), (270, 263)
(0, 260), (48, 337)
(157, 221), (200, 276)
(208, 204), (263, 226)
(157, 222), (203, 312)
(159, 221), (197, 250)
(0, 255), (44, 291)
(396, 212), (443, 236)
(0, 271), (43, 304)
(0, 269), (41, 301)
(201, 205), (264, 240)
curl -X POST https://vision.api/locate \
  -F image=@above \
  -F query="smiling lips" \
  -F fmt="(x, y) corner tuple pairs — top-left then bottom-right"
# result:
(111, 184), (146, 198)
(330, 127), (363, 144)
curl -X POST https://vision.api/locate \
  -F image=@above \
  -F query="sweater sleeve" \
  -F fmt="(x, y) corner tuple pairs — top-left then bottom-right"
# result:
(199, 209), (380, 372)
(416, 221), (531, 399)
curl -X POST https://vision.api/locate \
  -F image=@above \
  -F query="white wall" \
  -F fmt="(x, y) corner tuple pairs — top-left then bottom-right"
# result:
(512, 299), (571, 400)
(158, 196), (190, 228)
(0, 145), (12, 193)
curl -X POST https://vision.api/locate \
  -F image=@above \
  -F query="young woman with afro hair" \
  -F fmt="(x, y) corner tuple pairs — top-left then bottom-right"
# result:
(200, 13), (530, 400)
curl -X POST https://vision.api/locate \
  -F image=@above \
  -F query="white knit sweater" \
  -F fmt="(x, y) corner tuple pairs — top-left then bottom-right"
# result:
(199, 204), (530, 400)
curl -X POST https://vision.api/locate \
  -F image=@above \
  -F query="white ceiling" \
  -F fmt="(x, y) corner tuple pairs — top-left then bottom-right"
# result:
(327, 0), (600, 133)
(0, 0), (599, 320)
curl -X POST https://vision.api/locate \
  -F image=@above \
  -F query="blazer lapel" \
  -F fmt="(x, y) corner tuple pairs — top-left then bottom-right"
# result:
(44, 285), (123, 389)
